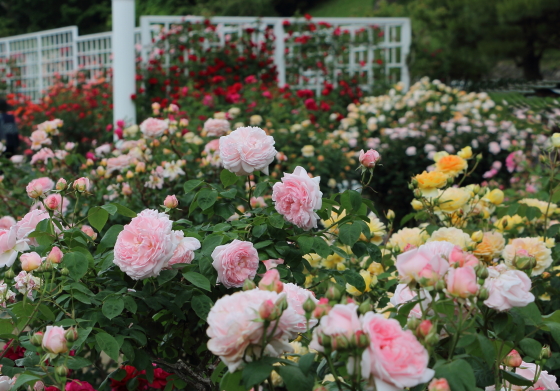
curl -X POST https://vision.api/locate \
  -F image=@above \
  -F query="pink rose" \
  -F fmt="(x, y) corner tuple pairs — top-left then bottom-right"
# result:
(42, 326), (68, 354)
(483, 264), (534, 311)
(259, 269), (283, 293)
(106, 154), (132, 174)
(31, 148), (55, 165)
(250, 196), (267, 208)
(361, 313), (434, 388)
(283, 282), (319, 333)
(428, 378), (450, 391)
(204, 118), (230, 137)
(44, 194), (62, 211)
(263, 258), (284, 270)
(47, 246), (63, 264)
(56, 178), (67, 191)
(448, 247), (479, 268)
(65, 380), (95, 391)
(30, 130), (51, 150)
(16, 210), (49, 245)
(219, 126), (277, 175)
(396, 241), (454, 284)
(488, 362), (559, 391)
(503, 349), (523, 367)
(163, 195), (178, 209)
(310, 303), (361, 352)
(211, 240), (259, 288)
(31, 196), (70, 215)
(0, 216), (16, 230)
(272, 166), (322, 231)
(446, 266), (478, 298)
(20, 252), (43, 272)
(390, 284), (432, 318)
(81, 225), (97, 240)
(26, 177), (55, 198)
(359, 149), (381, 168)
(73, 177), (90, 192)
(140, 117), (168, 138)
(207, 289), (301, 371)
(113, 209), (178, 280)
(167, 232), (201, 267)
(0, 227), (29, 267)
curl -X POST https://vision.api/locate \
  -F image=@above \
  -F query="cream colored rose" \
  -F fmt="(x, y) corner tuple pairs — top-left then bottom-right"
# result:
(503, 237), (553, 276)
(388, 227), (429, 252)
(428, 227), (474, 250)
(519, 198), (557, 218)
(436, 187), (470, 213)
(474, 231), (505, 259)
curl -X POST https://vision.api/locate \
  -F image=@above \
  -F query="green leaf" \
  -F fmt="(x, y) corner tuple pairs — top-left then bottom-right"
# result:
(297, 236), (314, 254)
(501, 370), (533, 387)
(434, 359), (477, 391)
(184, 179), (203, 194)
(275, 365), (314, 391)
(519, 338), (541, 359)
(298, 353), (316, 373)
(242, 361), (273, 389)
(512, 303), (541, 326)
(103, 296), (125, 320)
(313, 237), (331, 258)
(400, 212), (416, 227)
(344, 269), (366, 292)
(13, 373), (42, 389)
(339, 223), (362, 246)
(198, 189), (218, 210)
(99, 225), (124, 249)
(254, 182), (270, 198)
(61, 252), (88, 281)
(101, 204), (118, 215)
(192, 294), (213, 320)
(220, 169), (238, 188)
(123, 296), (137, 314)
(220, 370), (245, 391)
(38, 304), (55, 322)
(66, 356), (93, 370)
(95, 332), (120, 362)
(340, 189), (362, 212)
(552, 186), (560, 203)
(110, 203), (137, 217)
(268, 214), (284, 229)
(88, 207), (109, 232)
(183, 272), (211, 292)
(201, 234), (224, 255)
(253, 224), (267, 238)
(157, 269), (178, 285)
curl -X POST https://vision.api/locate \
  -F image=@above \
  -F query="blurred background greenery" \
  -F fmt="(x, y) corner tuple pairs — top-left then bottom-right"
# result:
(0, 0), (558, 84)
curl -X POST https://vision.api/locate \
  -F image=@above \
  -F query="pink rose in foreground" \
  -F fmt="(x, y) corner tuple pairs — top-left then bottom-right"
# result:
(283, 282), (319, 333)
(309, 303), (361, 352)
(204, 118), (230, 137)
(113, 209), (178, 280)
(272, 166), (322, 231)
(65, 380), (95, 391)
(167, 232), (201, 267)
(20, 252), (43, 272)
(44, 194), (62, 211)
(483, 264), (534, 311)
(207, 289), (301, 372)
(361, 313), (434, 388)
(0, 216), (16, 230)
(390, 284), (433, 318)
(47, 246), (63, 264)
(42, 326), (68, 354)
(446, 266), (478, 298)
(16, 210), (49, 245)
(219, 126), (277, 175)
(26, 177), (55, 199)
(0, 227), (29, 267)
(212, 240), (259, 288)
(140, 117), (168, 138)
(448, 247), (479, 268)
(396, 241), (454, 284)
(359, 149), (381, 168)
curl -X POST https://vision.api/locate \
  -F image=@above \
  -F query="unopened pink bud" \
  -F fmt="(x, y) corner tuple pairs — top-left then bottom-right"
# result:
(503, 349), (522, 367)
(20, 252), (43, 272)
(417, 320), (433, 337)
(26, 183), (43, 199)
(81, 225), (97, 240)
(259, 269), (283, 293)
(428, 378), (450, 391)
(47, 247), (63, 264)
(359, 149), (381, 168)
(44, 193), (62, 210)
(73, 177), (90, 192)
(56, 178), (67, 191)
(259, 299), (279, 321)
(164, 195), (179, 209)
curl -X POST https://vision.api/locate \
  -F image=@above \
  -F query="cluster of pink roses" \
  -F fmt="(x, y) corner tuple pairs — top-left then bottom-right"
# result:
(113, 209), (201, 280)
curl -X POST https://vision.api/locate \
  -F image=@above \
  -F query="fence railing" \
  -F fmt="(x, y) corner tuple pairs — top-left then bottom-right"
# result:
(0, 16), (410, 101)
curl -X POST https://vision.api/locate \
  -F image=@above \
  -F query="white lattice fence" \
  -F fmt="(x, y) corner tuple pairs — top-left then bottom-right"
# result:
(0, 16), (410, 100)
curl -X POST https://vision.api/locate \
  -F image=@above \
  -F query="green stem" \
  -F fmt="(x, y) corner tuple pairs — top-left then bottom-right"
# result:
(325, 353), (344, 391)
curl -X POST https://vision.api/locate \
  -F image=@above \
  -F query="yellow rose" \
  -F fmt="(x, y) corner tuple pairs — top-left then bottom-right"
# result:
(303, 253), (321, 268)
(485, 189), (504, 205)
(301, 145), (315, 158)
(414, 171), (449, 196)
(359, 213), (387, 245)
(494, 215), (525, 233)
(433, 151), (449, 162)
(457, 146), (473, 159)
(411, 199), (424, 210)
(519, 198), (557, 217)
(436, 187), (470, 213)
(502, 237), (552, 276)
(428, 227), (474, 250)
(435, 155), (468, 177)
(388, 227), (429, 252)
(551, 133), (560, 148)
(474, 231), (505, 259)
(346, 269), (376, 296)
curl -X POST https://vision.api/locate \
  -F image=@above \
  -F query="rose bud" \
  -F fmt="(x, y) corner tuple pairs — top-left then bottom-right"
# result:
(42, 326), (69, 354)
(81, 225), (97, 240)
(258, 269), (283, 293)
(55, 365), (69, 377)
(417, 320), (433, 338)
(358, 149), (381, 168)
(65, 328), (78, 343)
(20, 252), (43, 272)
(164, 195), (179, 209)
(44, 193), (62, 210)
(30, 331), (44, 346)
(428, 378), (450, 391)
(47, 247), (63, 264)
(56, 178), (67, 191)
(503, 350), (522, 367)
(303, 297), (317, 314)
(242, 279), (256, 291)
(73, 177), (90, 192)
(259, 299), (280, 321)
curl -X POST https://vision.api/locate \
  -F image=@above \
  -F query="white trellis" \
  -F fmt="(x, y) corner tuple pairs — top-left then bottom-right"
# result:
(0, 15), (411, 101)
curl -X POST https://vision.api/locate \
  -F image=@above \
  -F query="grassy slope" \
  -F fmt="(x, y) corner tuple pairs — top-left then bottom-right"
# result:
(308, 0), (374, 17)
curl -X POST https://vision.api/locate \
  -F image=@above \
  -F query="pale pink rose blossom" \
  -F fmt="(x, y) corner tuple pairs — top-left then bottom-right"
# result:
(263, 258), (284, 270)
(44, 194), (62, 211)
(26, 177), (55, 198)
(219, 126), (277, 175)
(448, 247), (479, 268)
(20, 251), (42, 272)
(10, 155), (24, 164)
(204, 118), (230, 137)
(46, 246), (63, 264)
(106, 154), (132, 174)
(166, 231), (201, 267)
(446, 266), (479, 298)
(0, 227), (30, 267)
(259, 269), (283, 292)
(95, 144), (112, 156)
(29, 130), (51, 150)
(309, 303), (361, 353)
(31, 148), (55, 165)
(483, 264), (534, 311)
(396, 241), (454, 284)
(140, 117), (168, 138)
(81, 225), (97, 240)
(272, 166), (322, 231)
(42, 326), (68, 354)
(211, 240), (259, 288)
(361, 313), (434, 388)
(113, 209), (178, 280)
(282, 282), (319, 333)
(15, 210), (49, 245)
(390, 284), (432, 318)
(250, 196), (267, 208)
(506, 151), (524, 173)
(73, 177), (90, 192)
(206, 289), (301, 372)
(359, 149), (381, 168)
(405, 146), (417, 156)
(0, 217), (16, 230)
(488, 142), (501, 154)
(485, 362), (559, 391)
